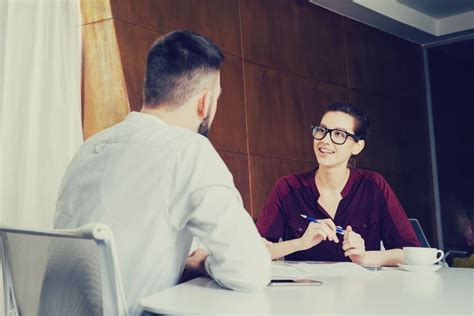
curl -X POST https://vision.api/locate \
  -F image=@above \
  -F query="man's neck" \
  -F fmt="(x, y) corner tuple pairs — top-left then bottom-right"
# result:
(141, 105), (196, 131)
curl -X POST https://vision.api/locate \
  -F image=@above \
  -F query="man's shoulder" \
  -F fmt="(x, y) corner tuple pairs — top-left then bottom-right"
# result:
(173, 131), (216, 156)
(83, 125), (117, 145)
(86, 119), (202, 147)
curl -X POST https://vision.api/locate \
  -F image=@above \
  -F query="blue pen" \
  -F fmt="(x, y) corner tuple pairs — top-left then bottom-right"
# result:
(300, 214), (345, 235)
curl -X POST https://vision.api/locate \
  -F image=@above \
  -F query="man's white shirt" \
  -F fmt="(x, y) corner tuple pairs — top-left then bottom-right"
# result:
(54, 111), (271, 315)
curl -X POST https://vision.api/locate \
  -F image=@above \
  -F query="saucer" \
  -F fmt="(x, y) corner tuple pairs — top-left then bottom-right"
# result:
(397, 263), (442, 272)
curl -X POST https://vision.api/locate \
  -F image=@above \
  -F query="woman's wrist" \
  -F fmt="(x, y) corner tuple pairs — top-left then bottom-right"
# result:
(361, 250), (403, 267)
(294, 238), (305, 252)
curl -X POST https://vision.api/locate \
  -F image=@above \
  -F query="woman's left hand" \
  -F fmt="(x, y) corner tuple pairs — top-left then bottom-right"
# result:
(342, 225), (366, 264)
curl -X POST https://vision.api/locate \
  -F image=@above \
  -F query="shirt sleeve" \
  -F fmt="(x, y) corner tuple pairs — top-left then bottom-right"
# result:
(376, 176), (421, 249)
(171, 135), (271, 291)
(255, 177), (287, 242)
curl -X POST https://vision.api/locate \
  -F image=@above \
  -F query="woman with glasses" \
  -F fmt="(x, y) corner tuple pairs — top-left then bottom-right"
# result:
(256, 103), (420, 266)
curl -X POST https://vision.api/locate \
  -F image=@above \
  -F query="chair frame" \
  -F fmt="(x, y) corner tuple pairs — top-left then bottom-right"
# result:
(0, 223), (128, 316)
(408, 218), (430, 248)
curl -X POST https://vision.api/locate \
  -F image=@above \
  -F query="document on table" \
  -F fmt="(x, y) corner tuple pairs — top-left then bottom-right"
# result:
(272, 261), (380, 279)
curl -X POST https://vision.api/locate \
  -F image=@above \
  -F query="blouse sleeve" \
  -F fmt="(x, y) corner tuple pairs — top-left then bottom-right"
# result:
(376, 175), (421, 249)
(256, 177), (288, 243)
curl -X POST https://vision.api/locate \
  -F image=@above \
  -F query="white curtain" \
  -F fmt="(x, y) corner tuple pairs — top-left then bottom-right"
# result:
(0, 0), (83, 229)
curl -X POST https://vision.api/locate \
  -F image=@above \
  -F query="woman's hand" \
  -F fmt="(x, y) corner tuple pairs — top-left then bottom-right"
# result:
(261, 237), (273, 246)
(297, 219), (339, 251)
(343, 225), (366, 264)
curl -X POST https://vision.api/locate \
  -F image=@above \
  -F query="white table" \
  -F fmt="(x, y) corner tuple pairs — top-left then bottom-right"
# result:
(140, 267), (474, 315)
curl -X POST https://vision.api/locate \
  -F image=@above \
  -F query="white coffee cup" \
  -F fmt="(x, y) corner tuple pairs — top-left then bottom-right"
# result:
(403, 247), (444, 265)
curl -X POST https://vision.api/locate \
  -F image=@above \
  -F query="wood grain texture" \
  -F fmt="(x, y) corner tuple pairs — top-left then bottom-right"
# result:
(82, 19), (130, 139)
(218, 150), (251, 216)
(240, 0), (347, 85)
(114, 20), (160, 112)
(209, 55), (247, 154)
(80, 0), (112, 25)
(345, 18), (424, 97)
(110, 0), (241, 56)
(244, 62), (350, 161)
(350, 92), (430, 174)
(79, 0), (433, 241)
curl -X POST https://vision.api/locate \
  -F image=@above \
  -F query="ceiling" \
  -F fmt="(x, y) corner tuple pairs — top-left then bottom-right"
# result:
(397, 0), (474, 19)
(309, 0), (474, 46)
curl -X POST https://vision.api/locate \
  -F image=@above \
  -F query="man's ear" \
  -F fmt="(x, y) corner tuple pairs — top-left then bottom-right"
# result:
(352, 139), (365, 156)
(196, 90), (210, 120)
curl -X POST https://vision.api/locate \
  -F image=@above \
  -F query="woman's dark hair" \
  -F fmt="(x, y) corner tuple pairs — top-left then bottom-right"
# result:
(143, 30), (224, 108)
(326, 102), (369, 141)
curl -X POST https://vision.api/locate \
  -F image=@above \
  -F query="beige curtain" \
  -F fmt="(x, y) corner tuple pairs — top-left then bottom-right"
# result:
(0, 0), (83, 228)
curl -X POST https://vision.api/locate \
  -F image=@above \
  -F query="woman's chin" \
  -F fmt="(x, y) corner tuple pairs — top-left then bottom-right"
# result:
(316, 158), (346, 169)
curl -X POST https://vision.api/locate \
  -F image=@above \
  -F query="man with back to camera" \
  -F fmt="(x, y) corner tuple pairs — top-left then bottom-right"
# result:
(52, 30), (271, 315)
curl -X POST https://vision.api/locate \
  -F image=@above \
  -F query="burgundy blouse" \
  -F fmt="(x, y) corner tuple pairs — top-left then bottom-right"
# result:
(256, 168), (420, 261)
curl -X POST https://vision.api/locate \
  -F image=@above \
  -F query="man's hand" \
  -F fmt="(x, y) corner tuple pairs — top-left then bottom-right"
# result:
(343, 225), (366, 264)
(185, 248), (209, 275)
(297, 218), (339, 251)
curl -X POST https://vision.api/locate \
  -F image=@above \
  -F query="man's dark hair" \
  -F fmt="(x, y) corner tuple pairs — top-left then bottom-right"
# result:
(326, 102), (369, 141)
(143, 30), (224, 108)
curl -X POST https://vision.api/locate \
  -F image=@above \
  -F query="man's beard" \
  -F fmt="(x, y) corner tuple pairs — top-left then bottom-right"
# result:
(198, 100), (214, 138)
(198, 117), (210, 138)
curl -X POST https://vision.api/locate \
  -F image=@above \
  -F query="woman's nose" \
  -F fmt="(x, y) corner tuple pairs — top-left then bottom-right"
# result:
(321, 131), (332, 143)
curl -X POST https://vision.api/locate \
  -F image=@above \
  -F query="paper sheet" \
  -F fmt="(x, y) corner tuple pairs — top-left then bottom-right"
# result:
(271, 262), (312, 279)
(272, 261), (380, 279)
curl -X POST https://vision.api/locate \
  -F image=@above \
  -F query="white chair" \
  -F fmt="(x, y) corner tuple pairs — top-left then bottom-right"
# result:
(0, 223), (128, 316)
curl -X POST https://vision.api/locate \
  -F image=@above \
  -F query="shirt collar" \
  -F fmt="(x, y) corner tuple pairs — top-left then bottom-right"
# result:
(125, 111), (168, 126)
(311, 167), (357, 199)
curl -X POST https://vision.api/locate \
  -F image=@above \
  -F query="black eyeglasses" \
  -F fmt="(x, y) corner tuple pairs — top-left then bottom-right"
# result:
(311, 125), (359, 145)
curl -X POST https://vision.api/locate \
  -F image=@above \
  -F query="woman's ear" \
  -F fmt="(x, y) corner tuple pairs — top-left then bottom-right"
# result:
(351, 139), (365, 156)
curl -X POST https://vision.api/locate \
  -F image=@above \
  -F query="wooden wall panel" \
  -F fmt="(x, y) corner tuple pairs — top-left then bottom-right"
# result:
(240, 0), (347, 85)
(345, 18), (424, 97)
(351, 92), (431, 173)
(244, 62), (350, 162)
(249, 156), (315, 220)
(218, 151), (251, 215)
(80, 0), (112, 25)
(110, 0), (241, 56)
(114, 20), (159, 112)
(349, 92), (404, 172)
(209, 55), (247, 154)
(82, 19), (129, 139)
(81, 0), (433, 239)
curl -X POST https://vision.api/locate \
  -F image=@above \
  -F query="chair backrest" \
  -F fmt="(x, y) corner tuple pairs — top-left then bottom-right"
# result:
(0, 223), (128, 316)
(408, 218), (430, 248)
